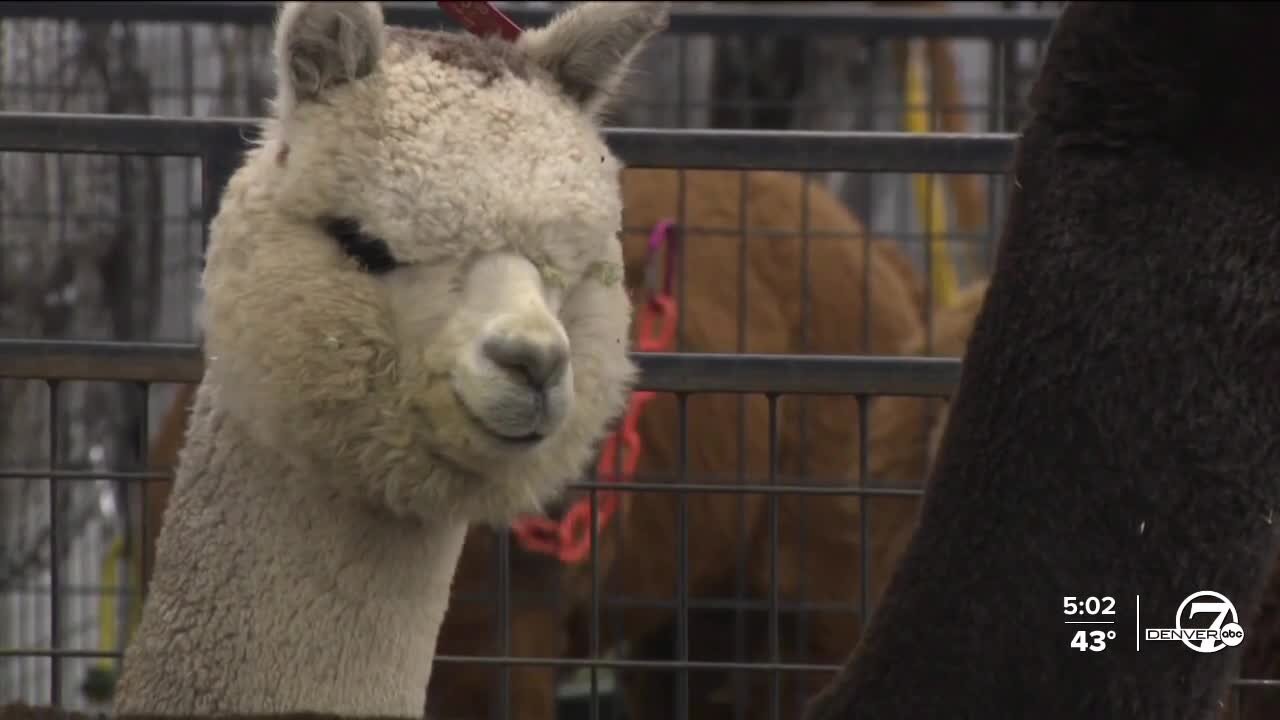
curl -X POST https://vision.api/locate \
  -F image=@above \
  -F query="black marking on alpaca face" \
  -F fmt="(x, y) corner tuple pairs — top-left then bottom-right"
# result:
(322, 216), (403, 275)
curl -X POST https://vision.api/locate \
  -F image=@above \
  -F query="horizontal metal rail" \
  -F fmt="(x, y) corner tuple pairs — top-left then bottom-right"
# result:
(0, 644), (1275, 689)
(0, 111), (246, 157)
(0, 2), (1059, 39)
(0, 339), (961, 397)
(0, 469), (927, 498)
(0, 112), (1018, 174)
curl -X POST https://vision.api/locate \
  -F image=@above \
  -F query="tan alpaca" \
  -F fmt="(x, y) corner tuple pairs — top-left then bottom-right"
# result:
(111, 2), (667, 717)
(867, 279), (991, 490)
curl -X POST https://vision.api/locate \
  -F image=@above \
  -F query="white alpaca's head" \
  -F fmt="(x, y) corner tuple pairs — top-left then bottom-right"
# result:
(199, 1), (667, 524)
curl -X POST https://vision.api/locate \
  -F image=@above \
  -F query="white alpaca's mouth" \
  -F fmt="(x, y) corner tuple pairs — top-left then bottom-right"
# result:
(452, 386), (548, 446)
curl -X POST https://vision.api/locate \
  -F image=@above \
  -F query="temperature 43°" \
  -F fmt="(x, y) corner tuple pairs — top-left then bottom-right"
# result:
(1071, 629), (1115, 652)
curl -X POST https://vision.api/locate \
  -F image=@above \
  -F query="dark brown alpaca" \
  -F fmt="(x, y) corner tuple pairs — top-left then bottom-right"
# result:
(804, 3), (1280, 719)
(916, 288), (1280, 720)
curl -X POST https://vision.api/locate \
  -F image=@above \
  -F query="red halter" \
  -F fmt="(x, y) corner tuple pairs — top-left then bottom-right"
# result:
(511, 221), (682, 564)
(437, 1), (523, 41)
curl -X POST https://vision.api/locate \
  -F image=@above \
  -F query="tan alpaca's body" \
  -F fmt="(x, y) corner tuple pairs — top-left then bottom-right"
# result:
(112, 2), (668, 716)
(868, 279), (990, 488)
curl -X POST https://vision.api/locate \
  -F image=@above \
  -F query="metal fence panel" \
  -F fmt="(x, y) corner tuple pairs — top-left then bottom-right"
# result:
(9, 5), (1269, 720)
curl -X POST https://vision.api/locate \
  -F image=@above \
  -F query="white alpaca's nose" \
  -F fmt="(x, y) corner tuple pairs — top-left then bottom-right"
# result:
(482, 333), (568, 390)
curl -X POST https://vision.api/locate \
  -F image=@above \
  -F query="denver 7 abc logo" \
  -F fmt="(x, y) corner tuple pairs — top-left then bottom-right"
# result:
(1144, 591), (1246, 653)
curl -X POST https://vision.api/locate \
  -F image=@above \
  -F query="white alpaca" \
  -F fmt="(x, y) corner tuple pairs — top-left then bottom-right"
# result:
(111, 2), (668, 716)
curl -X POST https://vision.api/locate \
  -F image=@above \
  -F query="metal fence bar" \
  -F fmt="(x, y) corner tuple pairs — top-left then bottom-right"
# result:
(0, 2), (1059, 38)
(0, 469), (924, 498)
(0, 112), (1018, 174)
(0, 339), (961, 397)
(610, 128), (1017, 174)
(0, 645), (846, 674)
(0, 112), (236, 156)
(5, 637), (1272, 685)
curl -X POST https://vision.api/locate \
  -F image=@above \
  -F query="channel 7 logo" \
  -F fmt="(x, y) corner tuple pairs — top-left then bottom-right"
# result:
(1144, 591), (1245, 654)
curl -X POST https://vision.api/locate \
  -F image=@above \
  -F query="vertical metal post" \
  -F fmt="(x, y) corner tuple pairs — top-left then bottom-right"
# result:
(47, 380), (61, 705)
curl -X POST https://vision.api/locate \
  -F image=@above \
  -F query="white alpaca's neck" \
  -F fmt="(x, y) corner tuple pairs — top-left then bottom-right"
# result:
(113, 386), (465, 718)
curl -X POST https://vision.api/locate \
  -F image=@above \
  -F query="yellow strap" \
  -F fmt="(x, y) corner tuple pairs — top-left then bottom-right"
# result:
(93, 537), (124, 670)
(95, 534), (144, 663)
(904, 38), (959, 309)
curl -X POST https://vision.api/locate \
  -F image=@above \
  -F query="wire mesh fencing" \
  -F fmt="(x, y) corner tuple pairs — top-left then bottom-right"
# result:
(14, 4), (1277, 720)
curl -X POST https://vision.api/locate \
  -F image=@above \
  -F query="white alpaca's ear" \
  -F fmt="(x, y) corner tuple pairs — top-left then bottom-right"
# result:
(517, 2), (670, 120)
(273, 1), (385, 121)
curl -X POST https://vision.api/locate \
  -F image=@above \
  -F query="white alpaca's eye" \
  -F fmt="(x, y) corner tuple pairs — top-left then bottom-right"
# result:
(322, 216), (404, 275)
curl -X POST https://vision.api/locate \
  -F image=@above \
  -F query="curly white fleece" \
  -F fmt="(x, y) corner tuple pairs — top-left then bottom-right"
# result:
(112, 1), (668, 716)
